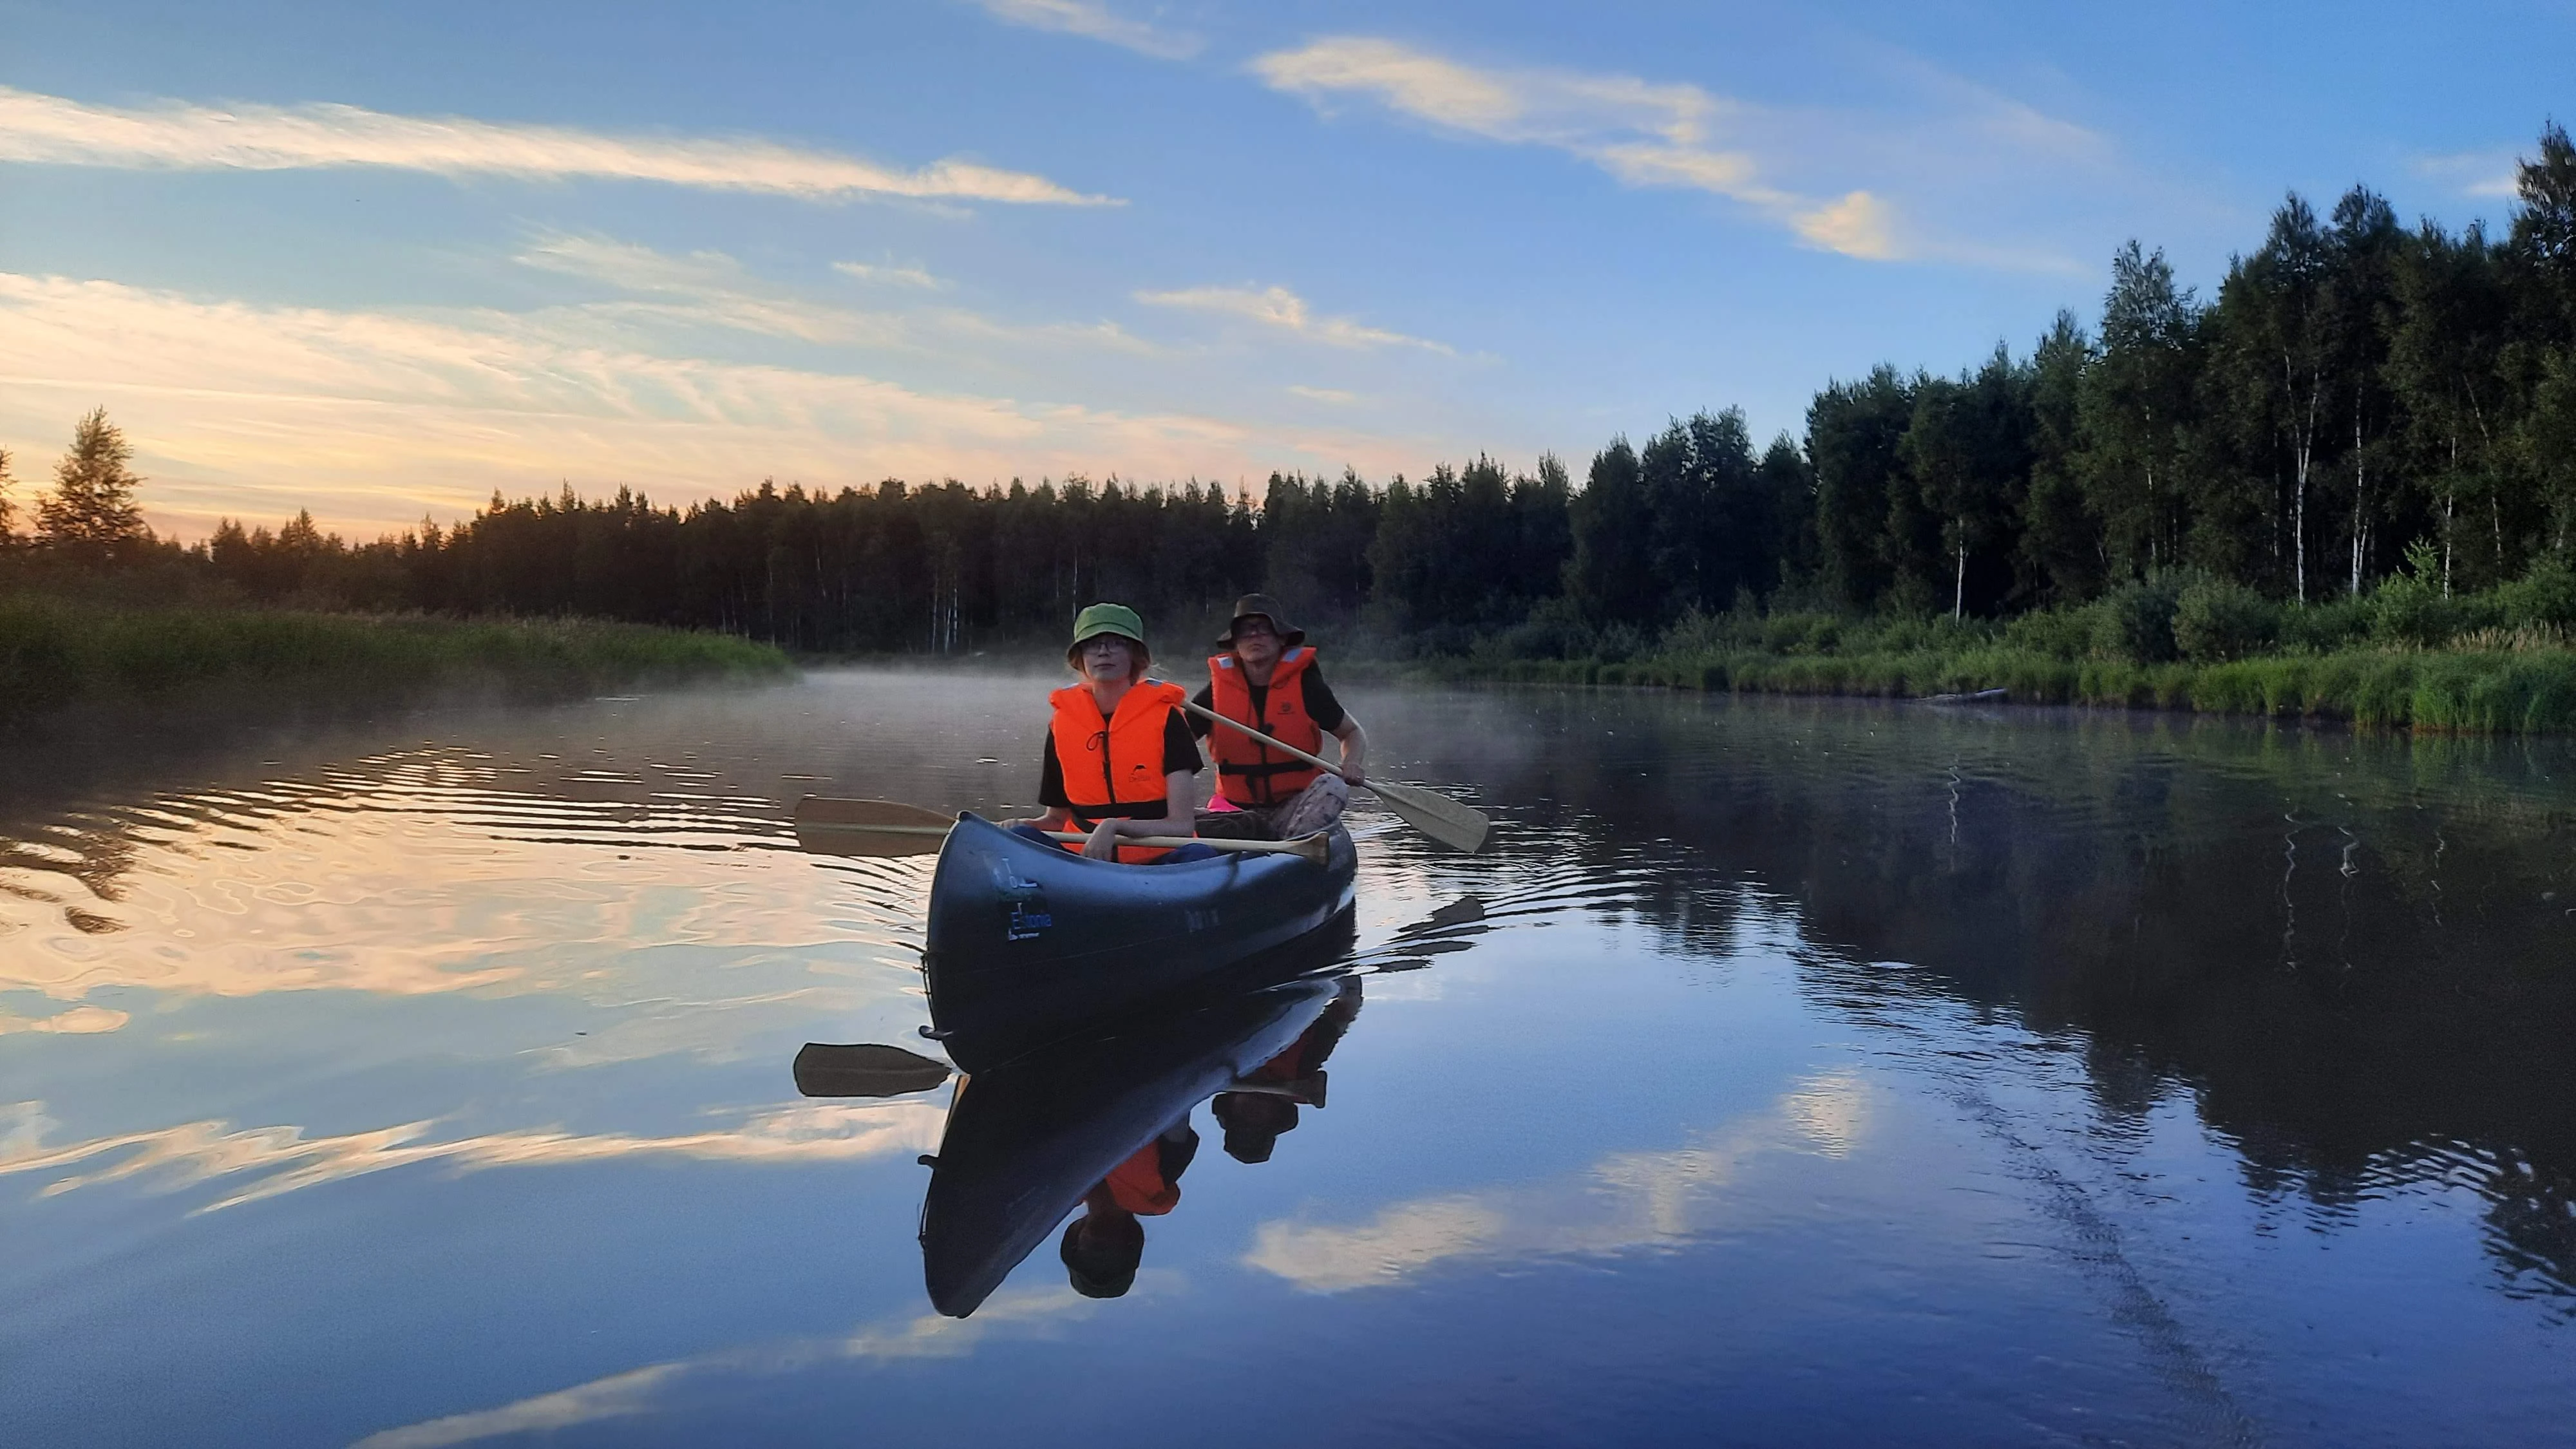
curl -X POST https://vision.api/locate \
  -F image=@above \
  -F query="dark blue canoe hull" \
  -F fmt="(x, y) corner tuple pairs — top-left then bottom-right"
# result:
(921, 812), (1357, 1072)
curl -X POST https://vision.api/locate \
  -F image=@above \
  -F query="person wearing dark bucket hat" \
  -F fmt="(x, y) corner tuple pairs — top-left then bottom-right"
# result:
(1007, 603), (1221, 864)
(1211, 977), (1361, 1163)
(1189, 594), (1369, 842)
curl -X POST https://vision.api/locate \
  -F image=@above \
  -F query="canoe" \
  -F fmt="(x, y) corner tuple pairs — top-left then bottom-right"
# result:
(920, 976), (1341, 1318)
(921, 811), (1357, 1072)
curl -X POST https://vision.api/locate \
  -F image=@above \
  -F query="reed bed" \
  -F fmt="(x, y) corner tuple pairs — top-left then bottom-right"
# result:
(0, 595), (791, 724)
(1406, 645), (2576, 734)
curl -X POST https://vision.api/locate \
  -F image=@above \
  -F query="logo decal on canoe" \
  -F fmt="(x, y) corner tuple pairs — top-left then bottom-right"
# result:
(999, 873), (1052, 942)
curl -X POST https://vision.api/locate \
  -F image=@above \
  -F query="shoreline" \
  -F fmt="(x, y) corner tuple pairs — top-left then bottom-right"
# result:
(14, 594), (2572, 737)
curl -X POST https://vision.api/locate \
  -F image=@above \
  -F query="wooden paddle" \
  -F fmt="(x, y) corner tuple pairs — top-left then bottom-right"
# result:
(793, 797), (1334, 866)
(1173, 697), (1490, 854)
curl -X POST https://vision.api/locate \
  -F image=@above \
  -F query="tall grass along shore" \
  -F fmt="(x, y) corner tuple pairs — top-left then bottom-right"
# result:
(0, 596), (790, 726)
(1361, 559), (2576, 735)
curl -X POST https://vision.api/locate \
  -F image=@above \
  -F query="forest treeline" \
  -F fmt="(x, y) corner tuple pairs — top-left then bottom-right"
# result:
(6, 123), (2574, 661)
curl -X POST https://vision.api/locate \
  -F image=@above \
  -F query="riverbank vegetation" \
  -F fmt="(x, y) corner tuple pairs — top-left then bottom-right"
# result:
(5, 125), (2575, 727)
(1385, 554), (2576, 732)
(0, 594), (788, 726)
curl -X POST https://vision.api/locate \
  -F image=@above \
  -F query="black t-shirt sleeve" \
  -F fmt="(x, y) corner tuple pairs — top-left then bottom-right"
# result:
(1038, 734), (1070, 809)
(1163, 710), (1204, 775)
(1302, 667), (1347, 732)
(1187, 684), (1215, 739)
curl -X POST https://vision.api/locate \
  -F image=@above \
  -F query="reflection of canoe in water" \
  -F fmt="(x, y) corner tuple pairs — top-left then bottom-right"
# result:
(920, 976), (1340, 1318)
(922, 811), (1357, 1072)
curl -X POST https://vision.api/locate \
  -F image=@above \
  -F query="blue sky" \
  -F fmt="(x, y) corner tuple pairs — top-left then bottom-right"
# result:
(1, 0), (2566, 538)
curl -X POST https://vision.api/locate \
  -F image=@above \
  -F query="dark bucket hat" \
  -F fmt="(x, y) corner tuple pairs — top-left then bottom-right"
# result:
(1215, 592), (1306, 649)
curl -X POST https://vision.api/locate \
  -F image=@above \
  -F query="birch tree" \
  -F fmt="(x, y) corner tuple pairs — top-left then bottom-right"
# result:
(2081, 243), (2200, 580)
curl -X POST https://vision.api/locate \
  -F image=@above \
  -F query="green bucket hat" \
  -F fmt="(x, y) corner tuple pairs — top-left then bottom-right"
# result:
(1066, 602), (1149, 665)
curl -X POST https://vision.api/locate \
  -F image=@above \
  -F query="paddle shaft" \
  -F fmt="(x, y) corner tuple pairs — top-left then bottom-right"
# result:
(799, 819), (1318, 857)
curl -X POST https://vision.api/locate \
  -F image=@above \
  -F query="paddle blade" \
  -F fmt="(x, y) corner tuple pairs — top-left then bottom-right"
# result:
(1367, 779), (1490, 854)
(793, 1041), (953, 1098)
(794, 797), (956, 858)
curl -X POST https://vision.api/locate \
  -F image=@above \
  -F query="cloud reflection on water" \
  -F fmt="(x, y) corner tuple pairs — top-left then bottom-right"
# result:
(0, 1004), (130, 1036)
(0, 1097), (942, 1213)
(0, 744), (927, 1020)
(1246, 1070), (1869, 1291)
(350, 1287), (1110, 1449)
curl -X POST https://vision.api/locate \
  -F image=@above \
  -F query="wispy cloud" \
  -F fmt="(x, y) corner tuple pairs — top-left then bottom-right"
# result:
(1251, 37), (1900, 260)
(524, 234), (1155, 356)
(0, 267), (1412, 538)
(2413, 149), (2521, 201)
(1136, 283), (1453, 353)
(1287, 384), (1359, 405)
(960, 0), (1202, 60)
(518, 234), (889, 345)
(0, 85), (1115, 205)
(833, 260), (947, 290)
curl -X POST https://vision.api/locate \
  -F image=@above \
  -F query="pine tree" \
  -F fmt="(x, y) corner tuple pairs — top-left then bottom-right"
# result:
(1808, 366), (1918, 609)
(2019, 311), (2101, 603)
(37, 408), (147, 559)
(0, 446), (15, 545)
(1565, 439), (1660, 627)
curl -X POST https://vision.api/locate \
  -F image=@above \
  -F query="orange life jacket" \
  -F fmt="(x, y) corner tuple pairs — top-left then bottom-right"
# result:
(1048, 680), (1190, 862)
(1206, 647), (1323, 808)
(1103, 1141), (1181, 1215)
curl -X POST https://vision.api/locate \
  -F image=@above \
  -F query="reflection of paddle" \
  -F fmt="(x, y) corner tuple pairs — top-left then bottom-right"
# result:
(793, 1041), (952, 1097)
(1218, 1071), (1327, 1106)
(1172, 697), (1490, 854)
(1400, 895), (1488, 934)
(793, 797), (1333, 866)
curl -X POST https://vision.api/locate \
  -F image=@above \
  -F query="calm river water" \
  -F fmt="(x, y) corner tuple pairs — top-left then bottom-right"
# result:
(1, 668), (2571, 1446)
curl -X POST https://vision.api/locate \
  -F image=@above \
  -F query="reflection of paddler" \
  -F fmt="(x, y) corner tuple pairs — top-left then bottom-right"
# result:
(1211, 978), (1363, 1164)
(1059, 1117), (1200, 1299)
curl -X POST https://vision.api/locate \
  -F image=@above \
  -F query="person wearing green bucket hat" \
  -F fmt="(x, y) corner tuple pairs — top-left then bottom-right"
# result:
(1009, 603), (1219, 864)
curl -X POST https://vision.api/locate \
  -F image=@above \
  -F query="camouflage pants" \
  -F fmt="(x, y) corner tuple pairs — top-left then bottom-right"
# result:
(1195, 774), (1349, 841)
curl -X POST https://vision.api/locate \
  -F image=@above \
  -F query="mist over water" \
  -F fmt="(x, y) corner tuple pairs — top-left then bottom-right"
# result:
(1, 669), (2570, 1446)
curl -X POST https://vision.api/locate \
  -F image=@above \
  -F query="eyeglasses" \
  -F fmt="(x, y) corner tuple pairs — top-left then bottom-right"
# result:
(1232, 620), (1278, 638)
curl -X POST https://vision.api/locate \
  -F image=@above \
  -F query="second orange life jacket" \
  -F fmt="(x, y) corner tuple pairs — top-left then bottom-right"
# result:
(1206, 647), (1323, 808)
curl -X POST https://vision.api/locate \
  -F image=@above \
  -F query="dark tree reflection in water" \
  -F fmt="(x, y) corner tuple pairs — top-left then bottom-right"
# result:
(1380, 688), (2576, 1311)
